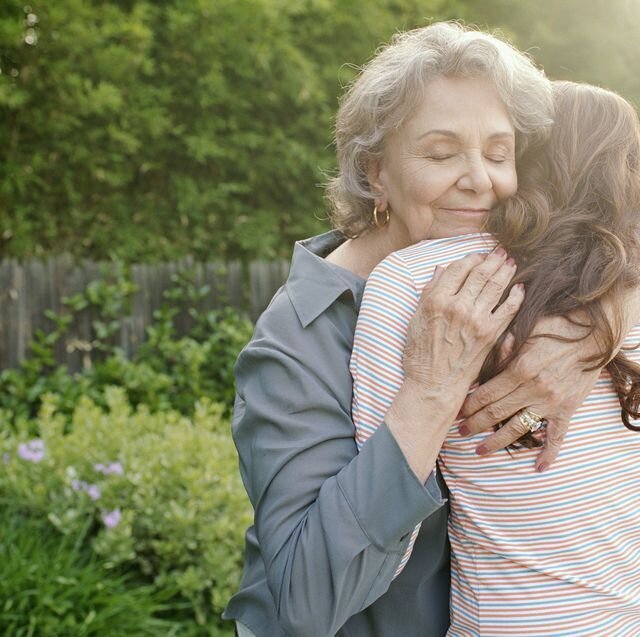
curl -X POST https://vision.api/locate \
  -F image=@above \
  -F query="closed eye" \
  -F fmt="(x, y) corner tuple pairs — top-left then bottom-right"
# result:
(427, 155), (454, 162)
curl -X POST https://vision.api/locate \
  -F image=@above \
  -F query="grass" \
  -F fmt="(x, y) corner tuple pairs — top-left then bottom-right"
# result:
(0, 506), (178, 637)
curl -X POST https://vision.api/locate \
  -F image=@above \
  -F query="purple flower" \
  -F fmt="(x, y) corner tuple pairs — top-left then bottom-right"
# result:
(94, 461), (124, 476)
(18, 439), (45, 463)
(71, 479), (85, 492)
(86, 484), (101, 501)
(102, 509), (121, 529)
(107, 462), (124, 475)
(70, 479), (101, 500)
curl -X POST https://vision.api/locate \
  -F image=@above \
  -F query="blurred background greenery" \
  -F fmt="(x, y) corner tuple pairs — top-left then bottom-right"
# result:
(2, 0), (639, 263)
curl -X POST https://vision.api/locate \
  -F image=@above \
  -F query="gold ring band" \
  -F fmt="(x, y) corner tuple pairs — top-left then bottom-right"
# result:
(517, 408), (547, 433)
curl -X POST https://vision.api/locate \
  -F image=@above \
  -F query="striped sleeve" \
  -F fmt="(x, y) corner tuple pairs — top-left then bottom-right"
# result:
(350, 251), (424, 577)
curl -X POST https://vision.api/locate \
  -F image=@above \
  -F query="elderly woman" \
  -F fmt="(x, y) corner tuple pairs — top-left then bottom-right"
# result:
(351, 80), (640, 634)
(223, 24), (625, 637)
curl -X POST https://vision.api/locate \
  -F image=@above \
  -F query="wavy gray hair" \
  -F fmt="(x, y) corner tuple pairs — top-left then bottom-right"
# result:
(326, 22), (554, 237)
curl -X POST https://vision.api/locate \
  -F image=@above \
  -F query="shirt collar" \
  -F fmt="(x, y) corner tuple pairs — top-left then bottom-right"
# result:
(286, 230), (365, 328)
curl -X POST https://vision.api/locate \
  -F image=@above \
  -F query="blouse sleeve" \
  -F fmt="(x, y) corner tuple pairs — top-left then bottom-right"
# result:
(350, 251), (427, 577)
(232, 282), (445, 637)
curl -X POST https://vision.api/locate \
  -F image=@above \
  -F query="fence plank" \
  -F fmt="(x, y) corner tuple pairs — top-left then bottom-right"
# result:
(0, 255), (291, 370)
(9, 260), (25, 368)
(0, 263), (8, 368)
(27, 260), (47, 344)
(227, 260), (244, 310)
(0, 262), (14, 368)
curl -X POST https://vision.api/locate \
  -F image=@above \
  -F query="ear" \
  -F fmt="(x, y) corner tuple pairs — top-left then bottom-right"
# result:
(367, 158), (388, 211)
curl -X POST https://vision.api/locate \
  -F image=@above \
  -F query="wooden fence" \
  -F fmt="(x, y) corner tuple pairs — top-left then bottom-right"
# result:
(0, 255), (290, 372)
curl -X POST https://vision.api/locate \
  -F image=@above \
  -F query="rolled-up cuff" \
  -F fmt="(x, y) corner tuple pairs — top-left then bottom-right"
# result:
(337, 423), (446, 551)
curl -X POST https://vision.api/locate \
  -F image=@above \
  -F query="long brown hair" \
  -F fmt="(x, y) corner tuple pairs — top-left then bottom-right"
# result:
(484, 81), (640, 445)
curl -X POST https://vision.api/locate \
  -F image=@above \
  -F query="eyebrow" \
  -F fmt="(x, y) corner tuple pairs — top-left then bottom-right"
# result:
(418, 129), (515, 141)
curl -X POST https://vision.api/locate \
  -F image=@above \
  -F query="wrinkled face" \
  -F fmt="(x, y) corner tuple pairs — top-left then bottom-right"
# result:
(370, 76), (518, 246)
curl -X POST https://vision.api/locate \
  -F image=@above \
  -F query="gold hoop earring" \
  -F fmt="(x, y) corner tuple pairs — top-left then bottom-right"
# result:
(373, 205), (390, 228)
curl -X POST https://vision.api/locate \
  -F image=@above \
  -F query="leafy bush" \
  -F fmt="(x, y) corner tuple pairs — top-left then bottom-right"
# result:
(1, 388), (252, 628)
(0, 266), (253, 427)
(0, 506), (177, 636)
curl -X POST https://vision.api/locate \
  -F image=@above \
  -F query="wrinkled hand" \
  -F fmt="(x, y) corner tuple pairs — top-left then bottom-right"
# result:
(403, 248), (524, 405)
(459, 315), (602, 471)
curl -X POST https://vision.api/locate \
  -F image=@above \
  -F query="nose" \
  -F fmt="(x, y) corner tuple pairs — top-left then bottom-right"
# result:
(457, 153), (492, 194)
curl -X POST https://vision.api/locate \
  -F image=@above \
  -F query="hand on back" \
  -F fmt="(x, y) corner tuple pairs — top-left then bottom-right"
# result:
(403, 247), (524, 406)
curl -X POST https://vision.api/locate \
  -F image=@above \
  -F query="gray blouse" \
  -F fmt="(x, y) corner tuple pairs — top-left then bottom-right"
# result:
(223, 231), (450, 637)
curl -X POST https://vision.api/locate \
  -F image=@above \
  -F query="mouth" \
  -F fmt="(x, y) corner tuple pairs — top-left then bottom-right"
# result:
(440, 208), (490, 216)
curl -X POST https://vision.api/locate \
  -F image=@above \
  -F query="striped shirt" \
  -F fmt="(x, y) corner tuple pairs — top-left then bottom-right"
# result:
(350, 233), (640, 636)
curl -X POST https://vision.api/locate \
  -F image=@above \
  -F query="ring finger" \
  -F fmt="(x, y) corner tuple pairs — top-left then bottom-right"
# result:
(459, 384), (531, 436)
(475, 405), (547, 455)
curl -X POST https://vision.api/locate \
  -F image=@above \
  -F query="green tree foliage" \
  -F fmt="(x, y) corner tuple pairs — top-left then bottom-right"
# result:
(1, 0), (638, 262)
(0, 0), (464, 261)
(1, 1), (167, 259)
(463, 0), (640, 100)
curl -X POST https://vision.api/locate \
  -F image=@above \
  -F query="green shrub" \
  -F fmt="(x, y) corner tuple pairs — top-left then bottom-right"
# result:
(0, 363), (94, 432)
(130, 307), (254, 413)
(1, 388), (252, 627)
(0, 299), (253, 427)
(0, 506), (177, 636)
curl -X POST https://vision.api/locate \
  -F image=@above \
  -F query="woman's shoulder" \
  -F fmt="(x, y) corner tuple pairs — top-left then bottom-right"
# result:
(366, 233), (496, 292)
(396, 232), (495, 263)
(240, 257), (360, 376)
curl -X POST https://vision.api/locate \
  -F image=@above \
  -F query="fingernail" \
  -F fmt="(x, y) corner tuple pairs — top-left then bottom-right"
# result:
(458, 425), (470, 436)
(494, 247), (506, 257)
(537, 463), (548, 473)
(476, 444), (489, 455)
(516, 283), (525, 292)
(506, 257), (516, 268)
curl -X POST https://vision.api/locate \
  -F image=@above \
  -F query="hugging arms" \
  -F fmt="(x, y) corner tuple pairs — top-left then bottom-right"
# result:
(224, 23), (640, 637)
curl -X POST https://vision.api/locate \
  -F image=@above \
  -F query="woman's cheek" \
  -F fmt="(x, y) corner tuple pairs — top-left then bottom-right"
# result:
(497, 165), (518, 199)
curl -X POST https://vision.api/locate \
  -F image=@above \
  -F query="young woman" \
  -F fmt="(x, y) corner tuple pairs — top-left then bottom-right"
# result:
(351, 81), (640, 635)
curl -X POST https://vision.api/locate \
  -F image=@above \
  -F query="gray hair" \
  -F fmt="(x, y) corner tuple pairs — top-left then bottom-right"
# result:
(326, 22), (554, 237)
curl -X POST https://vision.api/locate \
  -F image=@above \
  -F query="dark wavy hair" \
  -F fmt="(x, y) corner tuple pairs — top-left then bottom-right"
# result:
(483, 81), (640, 446)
